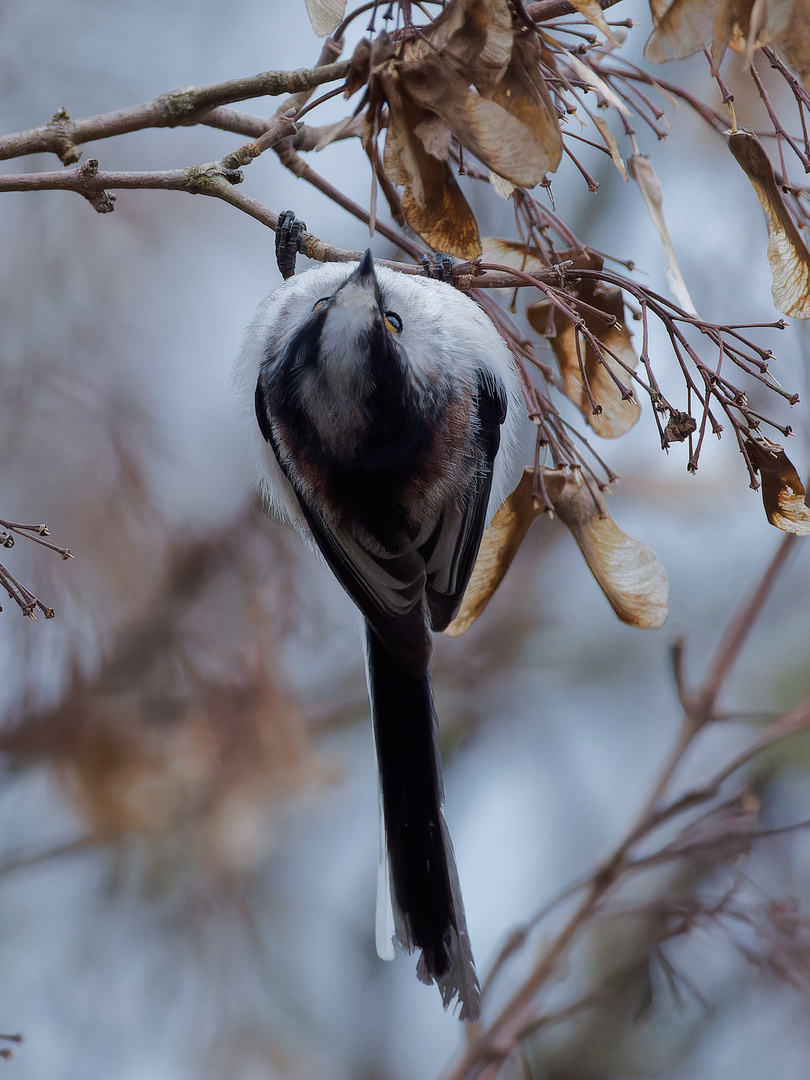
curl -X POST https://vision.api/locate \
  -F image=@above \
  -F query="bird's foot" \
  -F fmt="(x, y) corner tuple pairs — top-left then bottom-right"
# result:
(421, 252), (454, 283)
(275, 210), (307, 280)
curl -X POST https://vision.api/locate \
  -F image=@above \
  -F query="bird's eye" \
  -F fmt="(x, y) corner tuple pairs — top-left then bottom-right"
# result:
(384, 310), (403, 334)
(312, 296), (331, 312)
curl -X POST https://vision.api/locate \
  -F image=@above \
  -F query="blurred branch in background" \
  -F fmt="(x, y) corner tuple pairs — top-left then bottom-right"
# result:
(0, 509), (320, 870)
(448, 533), (810, 1079)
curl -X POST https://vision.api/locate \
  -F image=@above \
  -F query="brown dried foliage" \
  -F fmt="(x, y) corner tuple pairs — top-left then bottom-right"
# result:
(305, 0), (347, 38)
(728, 129), (810, 319)
(541, 466), (669, 629)
(351, 0), (562, 257)
(447, 467), (668, 635)
(746, 436), (810, 535)
(3, 517), (319, 875)
(527, 264), (642, 440)
(644, 0), (808, 71)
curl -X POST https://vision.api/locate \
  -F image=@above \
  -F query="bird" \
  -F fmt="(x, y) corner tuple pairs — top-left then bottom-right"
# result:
(235, 249), (522, 1020)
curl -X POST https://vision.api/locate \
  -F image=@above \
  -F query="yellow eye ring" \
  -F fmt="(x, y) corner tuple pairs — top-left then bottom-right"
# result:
(384, 310), (403, 334)
(312, 297), (331, 312)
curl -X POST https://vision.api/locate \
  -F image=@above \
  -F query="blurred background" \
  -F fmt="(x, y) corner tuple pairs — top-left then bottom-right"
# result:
(1, 1), (810, 1077)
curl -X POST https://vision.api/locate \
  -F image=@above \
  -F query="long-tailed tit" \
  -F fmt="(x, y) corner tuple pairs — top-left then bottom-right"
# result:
(236, 251), (522, 1020)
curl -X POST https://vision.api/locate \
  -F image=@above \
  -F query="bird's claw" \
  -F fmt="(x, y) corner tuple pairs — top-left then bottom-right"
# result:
(276, 210), (307, 280)
(421, 253), (455, 283)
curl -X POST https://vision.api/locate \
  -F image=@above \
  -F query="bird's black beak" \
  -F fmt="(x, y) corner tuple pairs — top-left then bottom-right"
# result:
(348, 248), (377, 287)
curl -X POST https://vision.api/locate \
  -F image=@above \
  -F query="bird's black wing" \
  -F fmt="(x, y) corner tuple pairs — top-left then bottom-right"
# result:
(424, 370), (507, 632)
(256, 378), (432, 670)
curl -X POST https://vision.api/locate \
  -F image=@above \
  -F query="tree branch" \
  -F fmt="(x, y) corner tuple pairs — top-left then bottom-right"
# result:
(444, 531), (801, 1080)
(0, 160), (244, 198)
(0, 59), (350, 164)
(526, 0), (625, 22)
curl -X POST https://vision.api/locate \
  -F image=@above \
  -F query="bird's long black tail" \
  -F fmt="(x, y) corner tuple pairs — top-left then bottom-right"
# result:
(365, 621), (481, 1020)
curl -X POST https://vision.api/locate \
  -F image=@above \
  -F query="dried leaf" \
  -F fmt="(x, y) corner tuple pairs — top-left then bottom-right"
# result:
(488, 171), (515, 199)
(481, 236), (549, 273)
(728, 130), (810, 318)
(727, 0), (782, 64)
(366, 0), (563, 252)
(304, 0), (346, 37)
(413, 115), (455, 161)
(401, 1), (562, 188)
(544, 468), (669, 628)
(449, 90), (558, 186)
(571, 0), (624, 46)
(447, 467), (670, 633)
(528, 285), (642, 438)
(747, 437), (810, 535)
(483, 30), (564, 183)
(645, 0), (797, 65)
(345, 35), (373, 96)
(428, 0), (514, 77)
(445, 469), (540, 637)
(628, 153), (697, 315)
(775, 5), (810, 88)
(481, 238), (600, 275)
(665, 409), (697, 443)
(592, 114), (629, 181)
(383, 88), (482, 259)
(643, 0), (760, 64)
(405, 54), (562, 188)
(645, 0), (721, 62)
(314, 115), (364, 151)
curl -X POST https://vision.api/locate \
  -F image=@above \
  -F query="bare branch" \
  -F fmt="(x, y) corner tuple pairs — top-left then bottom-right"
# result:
(526, 0), (624, 20)
(0, 160), (246, 202)
(0, 59), (350, 164)
(447, 530), (801, 1079)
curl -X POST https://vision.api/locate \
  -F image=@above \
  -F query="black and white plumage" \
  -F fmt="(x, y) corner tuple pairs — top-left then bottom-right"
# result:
(236, 251), (522, 1020)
